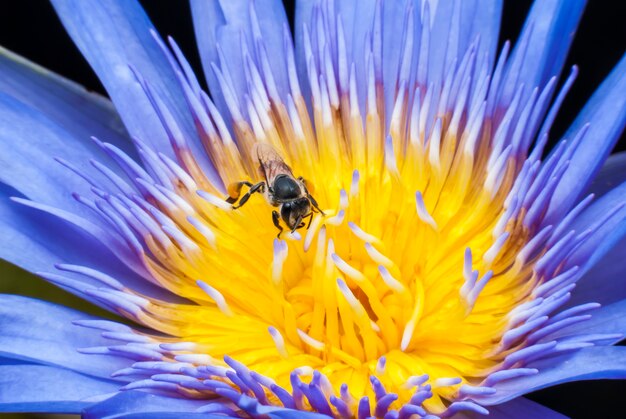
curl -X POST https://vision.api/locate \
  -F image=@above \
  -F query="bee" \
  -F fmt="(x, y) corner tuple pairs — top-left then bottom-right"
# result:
(226, 143), (324, 237)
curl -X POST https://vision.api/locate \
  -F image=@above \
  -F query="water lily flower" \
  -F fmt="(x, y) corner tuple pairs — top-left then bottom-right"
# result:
(1, 0), (626, 417)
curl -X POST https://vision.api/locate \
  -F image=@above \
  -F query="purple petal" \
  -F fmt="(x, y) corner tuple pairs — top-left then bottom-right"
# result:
(505, 0), (585, 100)
(549, 298), (626, 344)
(567, 234), (626, 307)
(82, 391), (210, 418)
(0, 363), (118, 413)
(0, 188), (177, 305)
(334, 0), (377, 113)
(0, 47), (135, 159)
(188, 0), (230, 120)
(472, 346), (626, 405)
(428, 0), (503, 87)
(545, 53), (626, 223)
(585, 151), (626, 199)
(0, 294), (130, 378)
(190, 0), (289, 120)
(294, 0), (314, 102)
(0, 93), (117, 219)
(50, 0), (217, 182)
(380, 0), (413, 118)
(477, 397), (568, 419)
(562, 178), (626, 275)
(102, 414), (223, 419)
(462, 0), (502, 71)
(268, 411), (331, 419)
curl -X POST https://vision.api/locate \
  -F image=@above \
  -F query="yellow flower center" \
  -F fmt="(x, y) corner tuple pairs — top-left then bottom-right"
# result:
(125, 89), (536, 414)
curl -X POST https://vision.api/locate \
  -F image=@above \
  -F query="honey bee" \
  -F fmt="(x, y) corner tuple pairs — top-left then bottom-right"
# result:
(226, 143), (324, 237)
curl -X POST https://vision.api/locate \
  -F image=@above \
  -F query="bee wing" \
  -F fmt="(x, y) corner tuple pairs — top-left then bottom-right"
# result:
(253, 143), (293, 184)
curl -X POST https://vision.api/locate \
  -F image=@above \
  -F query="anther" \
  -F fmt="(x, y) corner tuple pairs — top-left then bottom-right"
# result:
(268, 326), (289, 358)
(197, 280), (234, 316)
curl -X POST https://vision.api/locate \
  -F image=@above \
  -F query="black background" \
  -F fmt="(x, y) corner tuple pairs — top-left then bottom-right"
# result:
(0, 1), (625, 418)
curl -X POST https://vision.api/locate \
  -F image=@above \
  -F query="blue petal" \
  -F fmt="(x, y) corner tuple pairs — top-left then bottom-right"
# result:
(189, 0), (229, 120)
(550, 298), (626, 344)
(269, 411), (330, 419)
(504, 0), (586, 98)
(427, 0), (503, 87)
(294, 0), (314, 102)
(585, 151), (626, 200)
(380, 0), (414, 117)
(50, 0), (217, 183)
(0, 92), (119, 220)
(562, 178), (626, 275)
(83, 391), (211, 418)
(337, 0), (377, 105)
(0, 47), (135, 159)
(296, 0), (379, 115)
(545, 53), (626, 223)
(294, 0), (502, 120)
(102, 414), (223, 419)
(481, 397), (567, 419)
(85, 390), (330, 418)
(461, 0), (503, 71)
(0, 186), (176, 305)
(0, 363), (118, 413)
(190, 0), (289, 120)
(473, 346), (626, 405)
(567, 234), (626, 307)
(0, 294), (130, 378)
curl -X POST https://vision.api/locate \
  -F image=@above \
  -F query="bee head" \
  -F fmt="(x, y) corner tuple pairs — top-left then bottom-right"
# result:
(281, 197), (311, 230)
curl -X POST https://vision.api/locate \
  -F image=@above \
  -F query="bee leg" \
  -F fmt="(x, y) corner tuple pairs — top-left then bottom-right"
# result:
(232, 182), (265, 209)
(272, 210), (283, 238)
(305, 213), (314, 229)
(299, 177), (324, 215)
(291, 214), (304, 234)
(307, 193), (325, 216)
(225, 181), (253, 204)
(298, 176), (315, 194)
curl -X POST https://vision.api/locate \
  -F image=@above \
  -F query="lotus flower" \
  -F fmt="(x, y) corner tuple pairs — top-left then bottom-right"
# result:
(1, 0), (625, 418)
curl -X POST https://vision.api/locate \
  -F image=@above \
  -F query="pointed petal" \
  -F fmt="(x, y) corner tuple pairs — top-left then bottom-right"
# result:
(506, 0), (586, 94)
(585, 151), (626, 199)
(0, 364), (118, 413)
(473, 346), (626, 405)
(294, 0), (314, 101)
(101, 414), (222, 419)
(480, 397), (567, 419)
(0, 187), (175, 305)
(83, 391), (211, 418)
(550, 298), (626, 345)
(428, 0), (503, 86)
(380, 0), (412, 117)
(0, 294), (130, 378)
(562, 177), (626, 275)
(0, 92), (117, 219)
(269, 411), (330, 419)
(546, 53), (626, 223)
(464, 0), (502, 71)
(50, 0), (216, 180)
(190, 0), (289, 120)
(189, 0), (229, 119)
(567, 234), (626, 307)
(0, 46), (134, 158)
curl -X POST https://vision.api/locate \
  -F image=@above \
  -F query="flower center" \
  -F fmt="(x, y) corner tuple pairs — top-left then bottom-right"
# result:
(55, 6), (590, 415)
(125, 90), (535, 414)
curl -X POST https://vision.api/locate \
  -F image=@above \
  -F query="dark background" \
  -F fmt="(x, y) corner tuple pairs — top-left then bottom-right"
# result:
(0, 1), (625, 418)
